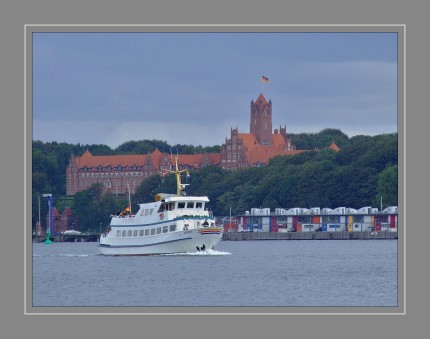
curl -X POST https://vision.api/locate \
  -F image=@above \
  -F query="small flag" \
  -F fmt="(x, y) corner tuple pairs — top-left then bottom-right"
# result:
(262, 76), (269, 83)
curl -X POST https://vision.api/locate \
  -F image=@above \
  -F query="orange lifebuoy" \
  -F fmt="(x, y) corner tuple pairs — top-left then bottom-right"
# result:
(159, 213), (164, 220)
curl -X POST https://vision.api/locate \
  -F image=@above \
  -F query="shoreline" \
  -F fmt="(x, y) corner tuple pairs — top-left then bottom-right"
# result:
(32, 230), (398, 243)
(222, 230), (398, 241)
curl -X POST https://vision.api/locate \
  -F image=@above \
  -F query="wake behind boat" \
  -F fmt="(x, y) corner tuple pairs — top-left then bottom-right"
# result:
(99, 157), (224, 256)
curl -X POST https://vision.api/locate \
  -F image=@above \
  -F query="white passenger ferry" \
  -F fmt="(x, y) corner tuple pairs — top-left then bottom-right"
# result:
(99, 158), (224, 255)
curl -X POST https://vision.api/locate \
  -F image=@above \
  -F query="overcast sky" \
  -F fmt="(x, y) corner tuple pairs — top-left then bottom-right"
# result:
(32, 31), (398, 148)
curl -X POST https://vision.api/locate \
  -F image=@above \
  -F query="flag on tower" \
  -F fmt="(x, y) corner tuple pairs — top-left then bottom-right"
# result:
(262, 76), (269, 83)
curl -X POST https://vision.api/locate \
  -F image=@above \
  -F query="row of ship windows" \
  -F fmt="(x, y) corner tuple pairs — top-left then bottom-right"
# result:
(159, 202), (203, 212)
(117, 225), (177, 237)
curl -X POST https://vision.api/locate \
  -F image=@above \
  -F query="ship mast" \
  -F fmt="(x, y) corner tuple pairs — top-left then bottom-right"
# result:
(164, 156), (190, 196)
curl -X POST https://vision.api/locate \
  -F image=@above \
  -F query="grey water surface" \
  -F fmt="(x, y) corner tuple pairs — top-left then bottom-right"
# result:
(32, 239), (397, 307)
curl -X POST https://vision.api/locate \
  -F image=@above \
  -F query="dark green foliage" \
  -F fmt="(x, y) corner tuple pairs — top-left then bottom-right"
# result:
(113, 140), (221, 155)
(115, 140), (171, 154)
(71, 183), (128, 232)
(290, 128), (349, 150)
(373, 164), (398, 207)
(31, 131), (398, 228)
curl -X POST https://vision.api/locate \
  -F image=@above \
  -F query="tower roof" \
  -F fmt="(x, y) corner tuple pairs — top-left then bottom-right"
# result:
(255, 93), (268, 105)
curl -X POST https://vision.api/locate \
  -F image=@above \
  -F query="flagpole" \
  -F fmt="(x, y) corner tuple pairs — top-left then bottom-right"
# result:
(261, 76), (269, 94)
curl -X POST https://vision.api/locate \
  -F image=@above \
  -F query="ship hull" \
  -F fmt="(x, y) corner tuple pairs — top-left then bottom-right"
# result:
(99, 227), (223, 256)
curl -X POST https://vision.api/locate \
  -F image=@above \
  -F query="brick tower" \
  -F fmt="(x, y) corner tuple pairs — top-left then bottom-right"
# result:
(250, 93), (272, 145)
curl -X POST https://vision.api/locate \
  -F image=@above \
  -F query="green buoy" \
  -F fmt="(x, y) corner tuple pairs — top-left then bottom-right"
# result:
(43, 228), (53, 244)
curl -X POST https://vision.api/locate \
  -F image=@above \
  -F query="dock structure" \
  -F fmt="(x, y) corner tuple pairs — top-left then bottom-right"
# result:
(222, 231), (398, 241)
(32, 234), (100, 243)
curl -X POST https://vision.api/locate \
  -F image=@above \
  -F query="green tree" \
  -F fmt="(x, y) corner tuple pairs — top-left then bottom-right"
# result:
(71, 183), (121, 232)
(132, 173), (176, 204)
(374, 164), (398, 207)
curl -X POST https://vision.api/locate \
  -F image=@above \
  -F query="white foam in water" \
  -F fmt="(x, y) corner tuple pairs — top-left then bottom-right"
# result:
(163, 249), (231, 256)
(59, 254), (92, 257)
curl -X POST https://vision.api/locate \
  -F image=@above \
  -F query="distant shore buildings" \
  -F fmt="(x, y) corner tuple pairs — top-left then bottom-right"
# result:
(223, 205), (398, 233)
(66, 93), (340, 196)
(35, 206), (76, 236)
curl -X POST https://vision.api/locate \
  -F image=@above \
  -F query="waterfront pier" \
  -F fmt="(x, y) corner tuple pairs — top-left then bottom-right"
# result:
(222, 231), (398, 241)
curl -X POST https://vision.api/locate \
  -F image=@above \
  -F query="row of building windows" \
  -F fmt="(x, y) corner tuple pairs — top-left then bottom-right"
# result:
(226, 144), (242, 151)
(231, 153), (243, 160)
(116, 224), (177, 237)
(81, 165), (149, 171)
(80, 172), (146, 178)
(77, 179), (140, 190)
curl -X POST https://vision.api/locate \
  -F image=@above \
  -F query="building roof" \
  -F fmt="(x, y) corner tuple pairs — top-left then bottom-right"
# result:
(272, 133), (288, 149)
(248, 147), (305, 165)
(52, 207), (61, 217)
(169, 153), (221, 168)
(73, 149), (221, 170)
(75, 150), (149, 168)
(61, 207), (73, 216)
(237, 132), (305, 165)
(238, 133), (259, 150)
(328, 142), (341, 152)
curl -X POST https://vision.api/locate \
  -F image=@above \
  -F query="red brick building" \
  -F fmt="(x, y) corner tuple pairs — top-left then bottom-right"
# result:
(42, 207), (77, 234)
(66, 93), (339, 196)
(66, 149), (221, 195)
(220, 93), (305, 169)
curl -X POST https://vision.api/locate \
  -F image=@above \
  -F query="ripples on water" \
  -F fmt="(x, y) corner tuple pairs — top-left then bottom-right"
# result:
(32, 240), (397, 308)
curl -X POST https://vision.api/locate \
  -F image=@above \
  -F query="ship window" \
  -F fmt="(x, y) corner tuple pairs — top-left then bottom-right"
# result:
(196, 203), (203, 209)
(156, 227), (161, 234)
(145, 229), (150, 236)
(178, 202), (185, 209)
(187, 202), (194, 208)
(127, 230), (132, 237)
(169, 224), (176, 232)
(162, 226), (168, 233)
(122, 230), (127, 237)
(117, 230), (121, 237)
(151, 228), (155, 235)
(133, 230), (138, 237)
(139, 230), (144, 236)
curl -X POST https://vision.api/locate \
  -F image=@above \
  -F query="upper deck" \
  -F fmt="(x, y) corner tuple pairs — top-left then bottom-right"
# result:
(110, 195), (212, 226)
